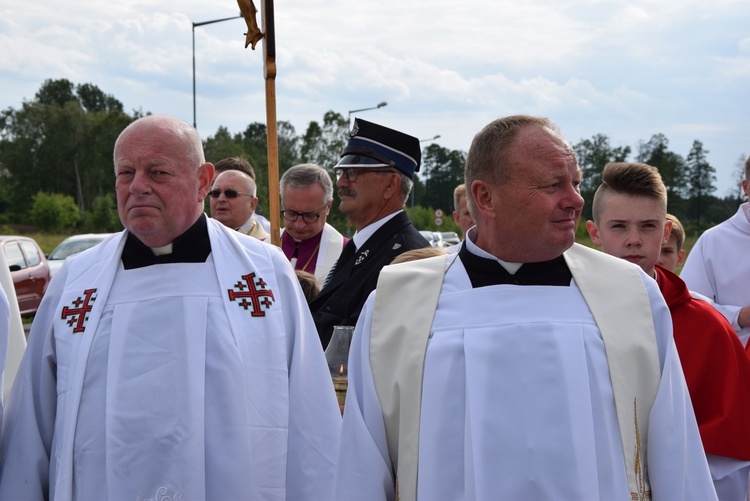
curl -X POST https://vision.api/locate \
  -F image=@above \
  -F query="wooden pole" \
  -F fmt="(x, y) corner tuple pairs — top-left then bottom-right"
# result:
(261, 0), (280, 246)
(237, 0), (280, 246)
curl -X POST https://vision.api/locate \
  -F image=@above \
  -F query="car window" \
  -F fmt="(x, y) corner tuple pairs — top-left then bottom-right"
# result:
(20, 240), (41, 266)
(49, 238), (103, 260)
(4, 241), (27, 270)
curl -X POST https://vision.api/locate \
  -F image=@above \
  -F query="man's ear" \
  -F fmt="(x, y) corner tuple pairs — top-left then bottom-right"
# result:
(198, 162), (215, 200)
(382, 173), (401, 201)
(470, 180), (496, 220)
(585, 220), (602, 246)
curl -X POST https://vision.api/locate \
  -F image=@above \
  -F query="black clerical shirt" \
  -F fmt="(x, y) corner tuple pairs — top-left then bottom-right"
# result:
(458, 244), (572, 288)
(121, 215), (212, 270)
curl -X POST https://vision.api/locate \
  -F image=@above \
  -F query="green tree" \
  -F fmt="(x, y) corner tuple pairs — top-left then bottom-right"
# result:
(203, 126), (246, 164)
(0, 79), (133, 221)
(636, 133), (687, 213)
(573, 134), (631, 220)
(35, 78), (76, 107)
(420, 144), (466, 212)
(84, 193), (122, 232)
(684, 140), (716, 226)
(29, 191), (80, 232)
(299, 111), (348, 170)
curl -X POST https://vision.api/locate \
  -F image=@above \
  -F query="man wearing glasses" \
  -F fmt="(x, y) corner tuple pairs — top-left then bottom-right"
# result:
(309, 119), (430, 348)
(208, 169), (270, 241)
(280, 163), (348, 287)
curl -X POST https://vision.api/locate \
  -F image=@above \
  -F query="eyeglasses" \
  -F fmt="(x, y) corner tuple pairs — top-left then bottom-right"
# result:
(334, 167), (397, 183)
(281, 209), (322, 224)
(208, 189), (253, 199)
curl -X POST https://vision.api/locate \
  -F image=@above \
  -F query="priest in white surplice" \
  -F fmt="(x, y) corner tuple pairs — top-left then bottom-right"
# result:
(333, 116), (717, 500)
(0, 115), (341, 500)
(680, 156), (750, 346)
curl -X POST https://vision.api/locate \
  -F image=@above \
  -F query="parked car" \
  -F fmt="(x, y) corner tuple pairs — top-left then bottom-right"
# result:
(47, 233), (115, 277)
(419, 231), (447, 248)
(441, 231), (461, 246)
(0, 236), (51, 316)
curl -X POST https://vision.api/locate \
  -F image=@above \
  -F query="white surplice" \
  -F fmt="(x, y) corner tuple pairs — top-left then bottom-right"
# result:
(0, 248), (25, 405)
(0, 218), (341, 500)
(314, 223), (346, 286)
(0, 277), (7, 426)
(334, 255), (717, 500)
(680, 203), (750, 345)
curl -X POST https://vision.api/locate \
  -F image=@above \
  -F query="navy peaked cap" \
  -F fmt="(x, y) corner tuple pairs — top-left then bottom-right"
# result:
(335, 118), (421, 178)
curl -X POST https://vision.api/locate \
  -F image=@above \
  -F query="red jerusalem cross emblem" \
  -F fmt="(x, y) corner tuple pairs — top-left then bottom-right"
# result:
(227, 273), (275, 317)
(61, 288), (98, 334)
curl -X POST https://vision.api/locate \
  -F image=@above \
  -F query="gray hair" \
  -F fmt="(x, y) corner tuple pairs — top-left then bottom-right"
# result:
(280, 164), (334, 204)
(398, 172), (413, 205)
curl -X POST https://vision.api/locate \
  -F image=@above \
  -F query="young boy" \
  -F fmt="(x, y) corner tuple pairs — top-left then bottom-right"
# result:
(660, 213), (747, 350)
(587, 162), (750, 500)
(657, 213), (686, 272)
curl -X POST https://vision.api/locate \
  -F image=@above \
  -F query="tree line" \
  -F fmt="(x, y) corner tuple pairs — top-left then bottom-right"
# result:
(0, 79), (744, 236)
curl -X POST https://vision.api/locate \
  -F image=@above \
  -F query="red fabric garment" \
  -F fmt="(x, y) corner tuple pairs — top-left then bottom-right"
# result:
(656, 265), (750, 460)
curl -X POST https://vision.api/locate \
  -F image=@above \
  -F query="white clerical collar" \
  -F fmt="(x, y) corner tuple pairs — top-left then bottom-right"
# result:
(351, 210), (402, 250)
(236, 215), (255, 234)
(464, 226), (524, 275)
(151, 243), (173, 256)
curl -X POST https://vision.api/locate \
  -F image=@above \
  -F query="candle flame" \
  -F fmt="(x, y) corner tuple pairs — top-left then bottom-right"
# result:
(339, 363), (345, 376)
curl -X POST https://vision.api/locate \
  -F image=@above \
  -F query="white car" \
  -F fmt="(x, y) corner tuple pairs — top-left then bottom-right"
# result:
(419, 231), (447, 248)
(47, 233), (115, 277)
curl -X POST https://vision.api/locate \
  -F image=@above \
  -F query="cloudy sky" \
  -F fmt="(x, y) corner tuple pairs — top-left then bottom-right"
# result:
(2, 0), (748, 195)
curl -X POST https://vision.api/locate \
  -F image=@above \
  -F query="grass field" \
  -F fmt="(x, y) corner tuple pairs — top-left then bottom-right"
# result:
(7, 227), (700, 260)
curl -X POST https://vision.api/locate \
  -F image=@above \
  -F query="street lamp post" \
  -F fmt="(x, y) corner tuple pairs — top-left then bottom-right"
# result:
(419, 134), (441, 143)
(192, 14), (243, 128)
(347, 101), (388, 128)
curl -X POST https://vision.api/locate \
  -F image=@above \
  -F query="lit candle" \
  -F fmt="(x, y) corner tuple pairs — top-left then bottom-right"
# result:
(332, 363), (348, 413)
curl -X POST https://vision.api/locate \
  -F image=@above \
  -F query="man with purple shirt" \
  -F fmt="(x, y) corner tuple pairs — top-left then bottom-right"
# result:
(280, 164), (347, 287)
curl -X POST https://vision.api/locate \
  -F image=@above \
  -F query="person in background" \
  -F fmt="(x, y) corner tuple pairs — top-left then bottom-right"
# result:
(444, 183), (475, 253)
(209, 169), (270, 241)
(452, 183), (474, 239)
(390, 246), (447, 265)
(657, 213), (686, 272)
(0, 115), (341, 500)
(680, 156), (750, 346)
(280, 164), (347, 287)
(213, 156), (271, 232)
(295, 269), (321, 304)
(333, 115), (716, 500)
(309, 119), (430, 348)
(587, 161), (750, 499)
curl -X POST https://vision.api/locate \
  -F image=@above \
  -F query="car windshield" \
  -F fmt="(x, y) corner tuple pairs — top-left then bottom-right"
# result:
(48, 238), (104, 260)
